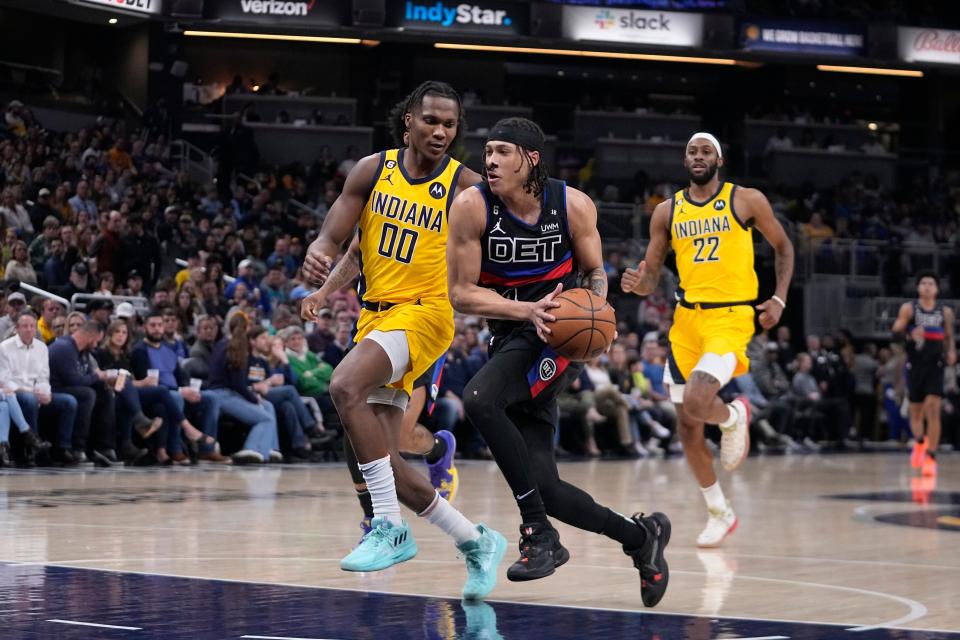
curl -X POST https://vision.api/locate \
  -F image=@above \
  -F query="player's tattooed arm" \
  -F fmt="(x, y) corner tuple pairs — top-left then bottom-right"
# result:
(304, 153), (378, 285)
(320, 234), (361, 294)
(582, 267), (608, 298)
(566, 187), (606, 297)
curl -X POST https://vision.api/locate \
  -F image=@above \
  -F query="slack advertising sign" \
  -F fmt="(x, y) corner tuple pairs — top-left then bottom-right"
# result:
(562, 6), (703, 47)
(204, 0), (350, 27)
(389, 1), (528, 35)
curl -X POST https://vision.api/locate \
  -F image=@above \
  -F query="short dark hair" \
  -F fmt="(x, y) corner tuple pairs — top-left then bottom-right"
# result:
(485, 117), (549, 198)
(16, 310), (37, 323)
(388, 81), (465, 149)
(145, 306), (166, 322)
(916, 271), (940, 287)
(79, 320), (103, 335)
(247, 324), (268, 341)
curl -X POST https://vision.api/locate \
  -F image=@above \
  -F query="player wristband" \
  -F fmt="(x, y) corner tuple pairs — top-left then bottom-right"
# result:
(771, 295), (786, 309)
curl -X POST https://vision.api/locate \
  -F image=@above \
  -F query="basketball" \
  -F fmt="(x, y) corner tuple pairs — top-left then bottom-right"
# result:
(545, 288), (617, 361)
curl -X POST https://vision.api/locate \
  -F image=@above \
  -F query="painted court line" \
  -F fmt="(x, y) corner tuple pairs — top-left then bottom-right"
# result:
(241, 636), (342, 640)
(14, 561), (939, 635)
(47, 618), (141, 630)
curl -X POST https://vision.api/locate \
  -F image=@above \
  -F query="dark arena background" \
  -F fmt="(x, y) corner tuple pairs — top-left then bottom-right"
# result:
(0, 0), (959, 638)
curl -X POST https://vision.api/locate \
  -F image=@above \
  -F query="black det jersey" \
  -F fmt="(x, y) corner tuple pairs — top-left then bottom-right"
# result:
(910, 300), (946, 364)
(477, 178), (580, 337)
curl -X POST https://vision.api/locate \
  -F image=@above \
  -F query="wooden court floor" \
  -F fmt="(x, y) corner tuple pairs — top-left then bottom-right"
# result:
(0, 452), (957, 639)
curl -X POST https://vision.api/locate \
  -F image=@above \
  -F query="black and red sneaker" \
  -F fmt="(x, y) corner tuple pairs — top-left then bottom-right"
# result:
(624, 512), (671, 607)
(505, 522), (570, 582)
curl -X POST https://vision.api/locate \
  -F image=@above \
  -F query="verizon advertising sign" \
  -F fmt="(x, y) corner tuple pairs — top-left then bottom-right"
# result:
(898, 27), (960, 65)
(204, 0), (349, 27)
(562, 6), (703, 47)
(78, 0), (162, 15)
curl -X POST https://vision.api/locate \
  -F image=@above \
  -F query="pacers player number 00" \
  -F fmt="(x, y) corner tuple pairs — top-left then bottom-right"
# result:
(378, 222), (419, 264)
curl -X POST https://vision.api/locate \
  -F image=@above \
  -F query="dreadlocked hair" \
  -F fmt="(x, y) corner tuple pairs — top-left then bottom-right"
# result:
(387, 81), (466, 149)
(486, 117), (549, 198)
(226, 312), (250, 371)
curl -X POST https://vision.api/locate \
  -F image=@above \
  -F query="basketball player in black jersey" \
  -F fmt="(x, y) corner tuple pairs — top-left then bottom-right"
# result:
(891, 272), (955, 476)
(447, 117), (670, 607)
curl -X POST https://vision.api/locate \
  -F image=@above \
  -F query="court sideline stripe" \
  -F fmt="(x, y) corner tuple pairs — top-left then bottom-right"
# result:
(7, 560), (939, 634)
(47, 618), (141, 630)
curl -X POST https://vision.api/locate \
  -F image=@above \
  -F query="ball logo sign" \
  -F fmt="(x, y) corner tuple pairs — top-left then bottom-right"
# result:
(899, 27), (960, 65)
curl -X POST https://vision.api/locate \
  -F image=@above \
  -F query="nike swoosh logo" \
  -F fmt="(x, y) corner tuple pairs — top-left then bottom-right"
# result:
(515, 489), (535, 501)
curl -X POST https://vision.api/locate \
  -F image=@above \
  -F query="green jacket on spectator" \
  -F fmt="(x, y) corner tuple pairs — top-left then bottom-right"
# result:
(286, 347), (333, 396)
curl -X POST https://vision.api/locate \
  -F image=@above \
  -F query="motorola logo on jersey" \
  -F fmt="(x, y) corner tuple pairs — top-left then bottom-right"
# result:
(714, 199), (726, 210)
(404, 2), (512, 27)
(488, 234), (564, 263)
(429, 182), (447, 199)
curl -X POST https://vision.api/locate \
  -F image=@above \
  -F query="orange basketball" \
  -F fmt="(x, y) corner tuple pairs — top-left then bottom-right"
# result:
(545, 288), (616, 361)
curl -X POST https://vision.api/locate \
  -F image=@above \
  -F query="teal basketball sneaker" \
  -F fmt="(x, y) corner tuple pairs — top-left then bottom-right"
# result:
(457, 524), (507, 600)
(340, 517), (417, 572)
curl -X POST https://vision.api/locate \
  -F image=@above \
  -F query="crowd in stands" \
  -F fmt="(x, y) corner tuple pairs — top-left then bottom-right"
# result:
(1, 96), (957, 471)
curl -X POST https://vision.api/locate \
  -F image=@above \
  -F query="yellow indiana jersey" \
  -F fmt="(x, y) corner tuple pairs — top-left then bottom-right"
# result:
(669, 181), (758, 304)
(358, 148), (463, 303)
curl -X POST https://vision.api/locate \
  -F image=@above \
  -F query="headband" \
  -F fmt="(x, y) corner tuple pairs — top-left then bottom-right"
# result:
(688, 132), (722, 158)
(486, 123), (545, 154)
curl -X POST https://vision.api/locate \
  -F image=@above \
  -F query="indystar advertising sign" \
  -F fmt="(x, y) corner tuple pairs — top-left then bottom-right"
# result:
(389, 1), (527, 34)
(78, 0), (162, 15)
(562, 6), (703, 47)
(204, 0), (349, 27)
(898, 26), (960, 65)
(740, 19), (864, 56)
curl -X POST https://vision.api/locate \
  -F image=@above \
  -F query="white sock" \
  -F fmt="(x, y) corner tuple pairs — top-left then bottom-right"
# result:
(358, 455), (402, 526)
(701, 482), (727, 513)
(419, 492), (481, 545)
(719, 404), (738, 429)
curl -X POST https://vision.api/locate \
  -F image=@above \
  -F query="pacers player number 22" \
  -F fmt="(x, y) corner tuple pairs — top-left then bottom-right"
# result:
(692, 236), (720, 262)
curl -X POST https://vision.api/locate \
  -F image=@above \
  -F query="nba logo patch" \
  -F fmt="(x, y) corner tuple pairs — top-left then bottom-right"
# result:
(385, 160), (396, 169)
(714, 199), (726, 210)
(539, 358), (557, 381)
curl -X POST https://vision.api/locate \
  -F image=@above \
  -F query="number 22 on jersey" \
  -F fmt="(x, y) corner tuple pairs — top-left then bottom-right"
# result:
(692, 236), (719, 263)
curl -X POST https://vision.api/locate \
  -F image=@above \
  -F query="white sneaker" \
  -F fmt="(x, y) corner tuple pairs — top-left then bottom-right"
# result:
(231, 449), (264, 464)
(649, 420), (672, 440)
(696, 504), (738, 548)
(719, 398), (750, 471)
(268, 450), (284, 463)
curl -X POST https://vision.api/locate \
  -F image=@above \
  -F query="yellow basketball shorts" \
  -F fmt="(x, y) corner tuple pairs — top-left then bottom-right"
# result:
(354, 295), (454, 397)
(667, 304), (756, 384)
